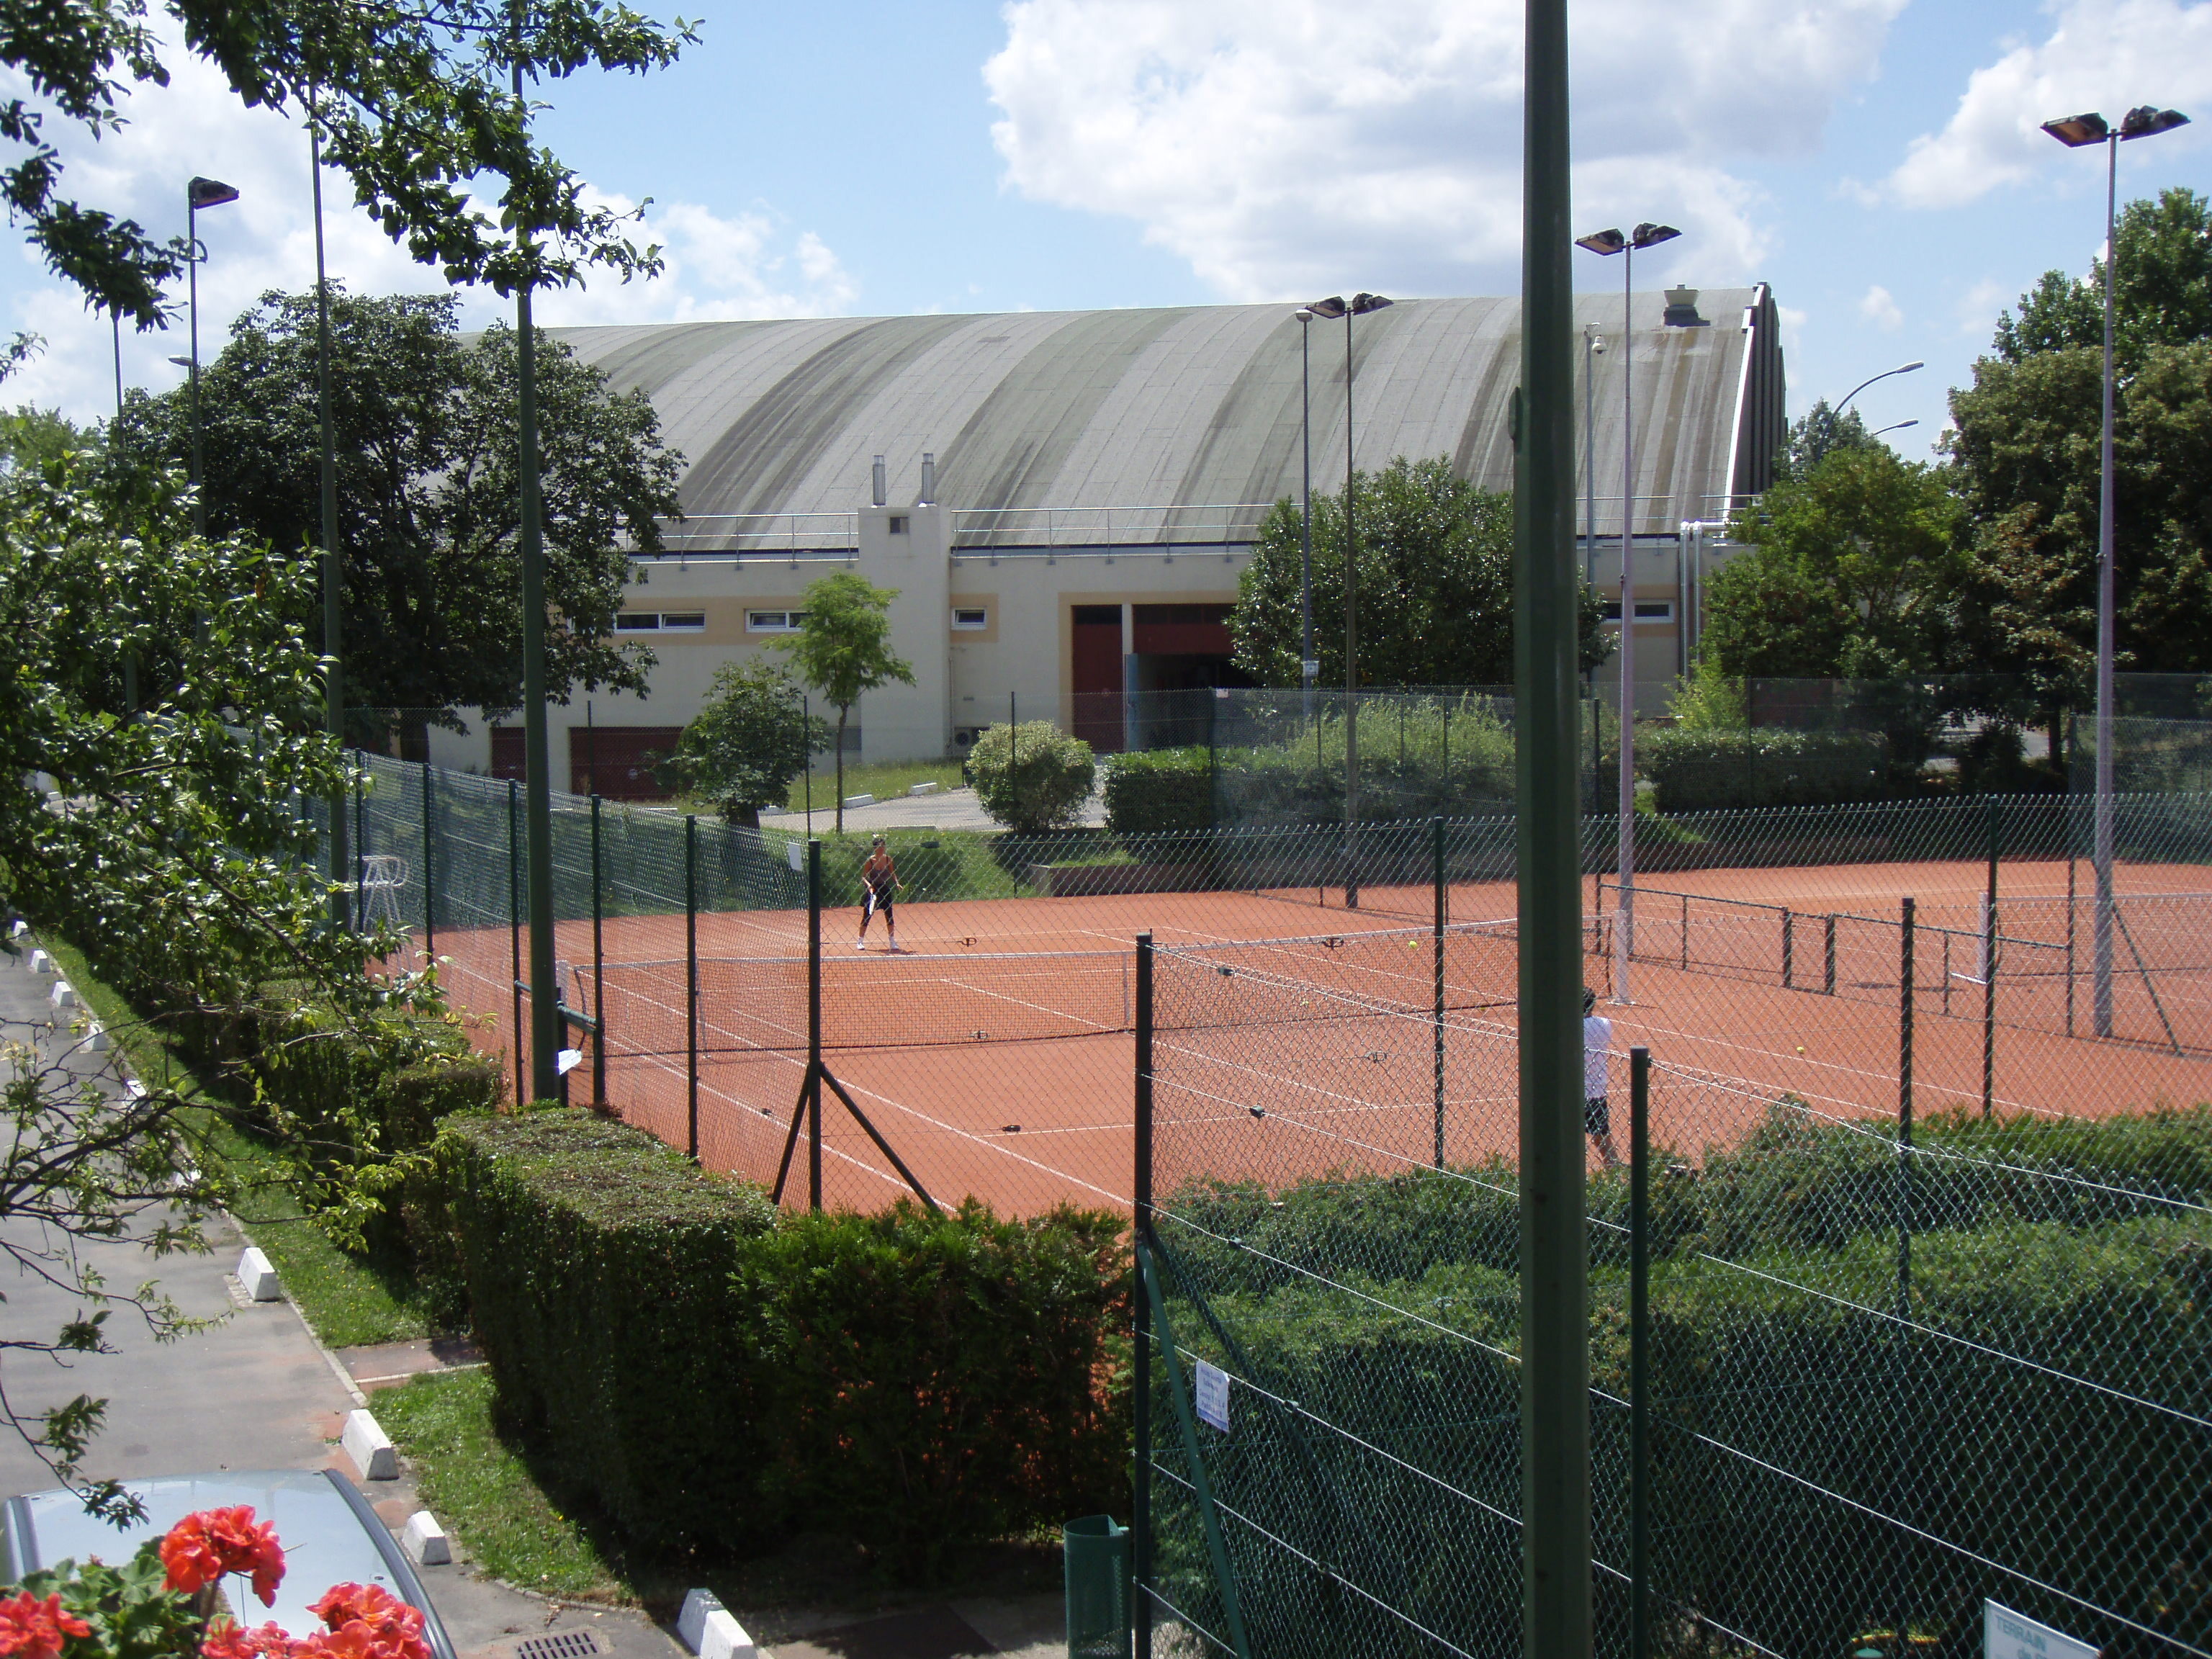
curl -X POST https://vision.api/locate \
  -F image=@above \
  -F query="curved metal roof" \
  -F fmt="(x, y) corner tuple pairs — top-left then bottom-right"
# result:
(549, 286), (1781, 547)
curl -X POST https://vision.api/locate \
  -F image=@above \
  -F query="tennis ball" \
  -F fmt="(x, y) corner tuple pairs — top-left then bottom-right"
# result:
(1795, 1045), (1805, 1053)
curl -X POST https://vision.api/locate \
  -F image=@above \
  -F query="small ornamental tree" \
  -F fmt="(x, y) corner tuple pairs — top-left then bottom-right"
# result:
(665, 660), (829, 826)
(776, 574), (915, 835)
(968, 721), (1097, 833)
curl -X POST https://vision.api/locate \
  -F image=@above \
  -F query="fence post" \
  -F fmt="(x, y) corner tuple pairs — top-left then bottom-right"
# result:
(685, 814), (699, 1161)
(1897, 895), (1915, 1320)
(1629, 1046), (1650, 1659)
(508, 778), (523, 1109)
(1824, 913), (1836, 995)
(2065, 852), (2077, 1036)
(353, 752), (367, 932)
(1781, 907), (1794, 990)
(1133, 932), (1154, 1659)
(1983, 797), (1998, 1118)
(808, 837), (824, 1211)
(591, 793), (606, 1111)
(1433, 816), (1446, 1169)
(420, 759), (436, 952)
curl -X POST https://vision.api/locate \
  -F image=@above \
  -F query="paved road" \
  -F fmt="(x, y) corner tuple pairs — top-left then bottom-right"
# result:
(760, 786), (1106, 835)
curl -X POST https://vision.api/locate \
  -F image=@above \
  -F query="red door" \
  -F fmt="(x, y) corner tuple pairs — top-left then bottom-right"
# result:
(570, 727), (685, 800)
(1070, 605), (1124, 752)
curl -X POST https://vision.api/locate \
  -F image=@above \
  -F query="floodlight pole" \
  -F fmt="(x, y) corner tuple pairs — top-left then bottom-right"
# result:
(310, 96), (349, 927)
(1614, 240), (1637, 1003)
(2092, 126), (2120, 1038)
(1519, 0), (1592, 1653)
(1344, 303), (1359, 909)
(1298, 308), (1316, 720)
(512, 45), (560, 1103)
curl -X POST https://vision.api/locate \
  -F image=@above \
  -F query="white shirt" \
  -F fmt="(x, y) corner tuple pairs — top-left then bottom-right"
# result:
(1583, 1014), (1611, 1099)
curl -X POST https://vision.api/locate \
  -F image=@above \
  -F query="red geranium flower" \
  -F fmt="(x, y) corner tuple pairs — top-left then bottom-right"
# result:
(160, 1508), (287, 1606)
(202, 1620), (297, 1659)
(306, 1585), (426, 1659)
(0, 1591), (93, 1659)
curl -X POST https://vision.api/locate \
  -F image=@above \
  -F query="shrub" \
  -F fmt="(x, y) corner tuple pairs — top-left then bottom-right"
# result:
(1640, 727), (1887, 812)
(435, 1109), (1128, 1574)
(1102, 749), (1218, 835)
(967, 721), (1097, 832)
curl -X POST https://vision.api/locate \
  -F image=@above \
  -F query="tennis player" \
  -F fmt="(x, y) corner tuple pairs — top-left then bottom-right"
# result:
(1583, 986), (1623, 1169)
(857, 835), (902, 952)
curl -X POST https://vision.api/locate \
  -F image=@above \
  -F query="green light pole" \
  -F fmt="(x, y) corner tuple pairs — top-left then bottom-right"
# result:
(184, 175), (240, 541)
(509, 35), (561, 1105)
(1518, 0), (1591, 1652)
(308, 94), (348, 927)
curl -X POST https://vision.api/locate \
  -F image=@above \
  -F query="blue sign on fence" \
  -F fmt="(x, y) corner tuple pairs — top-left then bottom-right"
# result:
(1984, 1601), (2097, 1659)
(1195, 1359), (1230, 1433)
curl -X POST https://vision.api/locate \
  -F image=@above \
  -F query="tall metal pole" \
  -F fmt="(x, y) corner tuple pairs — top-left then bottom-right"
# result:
(311, 102), (349, 928)
(513, 46), (560, 1103)
(1132, 931), (1156, 1659)
(1629, 1046), (1651, 1659)
(1614, 246), (1637, 1004)
(2092, 130), (2118, 1038)
(187, 194), (204, 539)
(1343, 307), (1360, 910)
(114, 309), (137, 718)
(1300, 312), (1316, 721)
(1518, 0), (1593, 1649)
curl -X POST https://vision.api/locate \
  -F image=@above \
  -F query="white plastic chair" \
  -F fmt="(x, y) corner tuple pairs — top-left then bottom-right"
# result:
(359, 855), (408, 927)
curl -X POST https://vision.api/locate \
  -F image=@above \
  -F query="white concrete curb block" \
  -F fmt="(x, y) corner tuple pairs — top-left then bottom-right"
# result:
(235, 1247), (282, 1302)
(341, 1408), (397, 1480)
(400, 1511), (450, 1566)
(49, 981), (75, 1009)
(677, 1591), (722, 1653)
(907, 781), (940, 796)
(698, 1612), (755, 1659)
(842, 793), (873, 808)
(9, 919), (28, 939)
(26, 949), (50, 974)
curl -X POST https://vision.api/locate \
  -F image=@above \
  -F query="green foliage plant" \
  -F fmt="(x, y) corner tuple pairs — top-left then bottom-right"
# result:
(966, 721), (1097, 832)
(431, 1109), (1128, 1577)
(1637, 729), (1888, 813)
(666, 660), (827, 827)
(776, 574), (915, 835)
(1664, 658), (1748, 733)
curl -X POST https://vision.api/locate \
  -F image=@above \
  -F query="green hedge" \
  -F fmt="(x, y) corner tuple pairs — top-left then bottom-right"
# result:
(433, 1110), (1128, 1573)
(1640, 728), (1888, 813)
(1147, 1107), (2212, 1659)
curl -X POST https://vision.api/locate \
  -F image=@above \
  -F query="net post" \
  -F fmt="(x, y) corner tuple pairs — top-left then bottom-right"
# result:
(508, 778), (523, 1108)
(420, 758), (436, 954)
(1433, 816), (1446, 1169)
(686, 814), (699, 1161)
(1629, 1045), (1650, 1659)
(1824, 913), (1836, 995)
(1782, 907), (1794, 990)
(809, 837), (824, 1212)
(1133, 931), (1154, 1659)
(591, 793), (606, 1111)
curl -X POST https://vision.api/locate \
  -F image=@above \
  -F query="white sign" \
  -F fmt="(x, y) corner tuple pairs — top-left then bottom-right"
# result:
(1984, 1601), (2098, 1659)
(1194, 1360), (1231, 1433)
(786, 841), (805, 872)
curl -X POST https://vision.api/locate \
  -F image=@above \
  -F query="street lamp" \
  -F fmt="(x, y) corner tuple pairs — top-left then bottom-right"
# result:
(1869, 419), (1918, 440)
(2041, 101), (2191, 1038)
(1583, 325), (1604, 595)
(1306, 290), (1393, 909)
(185, 176), (240, 539)
(1574, 221), (1678, 1002)
(1295, 306), (1318, 719)
(1837, 361), (1922, 413)
(309, 93), (349, 927)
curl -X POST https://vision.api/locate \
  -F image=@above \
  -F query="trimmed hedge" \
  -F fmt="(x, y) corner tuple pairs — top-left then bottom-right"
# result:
(1640, 727), (1888, 813)
(433, 1110), (1128, 1573)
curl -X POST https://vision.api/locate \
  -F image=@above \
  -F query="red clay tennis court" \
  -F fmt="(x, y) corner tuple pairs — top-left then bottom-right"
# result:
(431, 858), (2212, 1215)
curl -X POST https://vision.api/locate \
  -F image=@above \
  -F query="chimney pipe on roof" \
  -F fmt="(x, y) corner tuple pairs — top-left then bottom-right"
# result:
(919, 452), (936, 505)
(871, 454), (886, 508)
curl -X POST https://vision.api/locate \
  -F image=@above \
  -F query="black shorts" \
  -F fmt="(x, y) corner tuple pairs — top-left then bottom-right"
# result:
(864, 884), (894, 922)
(1584, 1097), (1610, 1138)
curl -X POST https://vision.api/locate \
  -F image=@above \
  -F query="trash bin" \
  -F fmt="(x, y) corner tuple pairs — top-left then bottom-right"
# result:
(1064, 1514), (1130, 1659)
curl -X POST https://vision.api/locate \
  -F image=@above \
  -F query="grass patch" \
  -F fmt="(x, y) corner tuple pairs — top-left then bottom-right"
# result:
(33, 935), (437, 1348)
(377, 1370), (631, 1603)
(783, 758), (967, 811)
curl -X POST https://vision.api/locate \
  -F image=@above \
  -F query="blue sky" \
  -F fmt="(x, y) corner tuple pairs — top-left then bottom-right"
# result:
(4, 0), (2208, 462)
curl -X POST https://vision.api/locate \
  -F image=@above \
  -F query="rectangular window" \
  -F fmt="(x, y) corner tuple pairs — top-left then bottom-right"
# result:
(660, 612), (706, 631)
(951, 607), (988, 630)
(747, 610), (806, 632)
(1601, 600), (1676, 623)
(888, 516), (909, 535)
(614, 612), (660, 631)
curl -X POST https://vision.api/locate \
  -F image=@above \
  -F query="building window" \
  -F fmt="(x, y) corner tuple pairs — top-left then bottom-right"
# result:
(951, 607), (988, 631)
(615, 612), (660, 631)
(888, 516), (909, 535)
(1601, 600), (1676, 624)
(747, 610), (806, 632)
(660, 612), (706, 631)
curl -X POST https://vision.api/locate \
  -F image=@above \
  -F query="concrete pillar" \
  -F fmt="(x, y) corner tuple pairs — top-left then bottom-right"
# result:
(855, 494), (950, 762)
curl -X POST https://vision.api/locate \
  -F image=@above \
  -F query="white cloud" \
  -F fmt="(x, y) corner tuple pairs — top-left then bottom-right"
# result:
(1954, 276), (2013, 337)
(1858, 284), (1903, 331)
(0, 37), (855, 421)
(983, 0), (1906, 300)
(1881, 0), (2212, 209)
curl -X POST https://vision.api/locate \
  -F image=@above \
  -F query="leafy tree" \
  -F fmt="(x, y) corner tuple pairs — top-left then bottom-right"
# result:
(666, 660), (827, 827)
(0, 0), (695, 331)
(1773, 398), (1877, 481)
(1992, 188), (2212, 370)
(1230, 457), (1607, 688)
(967, 721), (1097, 833)
(777, 574), (915, 835)
(0, 447), (436, 1516)
(1707, 445), (1966, 680)
(114, 289), (684, 745)
(0, 405), (97, 474)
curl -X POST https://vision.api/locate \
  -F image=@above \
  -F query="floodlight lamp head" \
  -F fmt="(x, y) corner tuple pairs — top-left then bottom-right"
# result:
(2121, 105), (2190, 140)
(1349, 292), (1393, 315)
(1629, 222), (1681, 250)
(1575, 228), (1627, 256)
(2041, 112), (2109, 147)
(1306, 295), (1348, 319)
(1295, 307), (1315, 322)
(188, 176), (240, 208)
